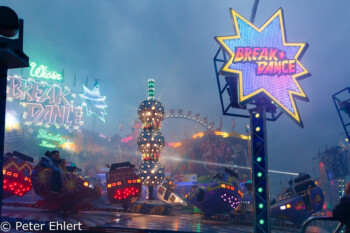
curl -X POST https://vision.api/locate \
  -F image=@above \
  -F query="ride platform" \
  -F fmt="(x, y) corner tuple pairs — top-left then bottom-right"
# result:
(129, 200), (173, 215)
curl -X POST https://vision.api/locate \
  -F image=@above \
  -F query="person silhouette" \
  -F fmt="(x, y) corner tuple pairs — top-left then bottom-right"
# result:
(333, 182), (350, 233)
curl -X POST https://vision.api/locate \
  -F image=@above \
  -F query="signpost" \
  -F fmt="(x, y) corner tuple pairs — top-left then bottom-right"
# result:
(214, 8), (310, 233)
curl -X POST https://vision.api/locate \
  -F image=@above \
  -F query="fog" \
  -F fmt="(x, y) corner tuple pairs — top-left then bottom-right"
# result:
(2, 0), (350, 195)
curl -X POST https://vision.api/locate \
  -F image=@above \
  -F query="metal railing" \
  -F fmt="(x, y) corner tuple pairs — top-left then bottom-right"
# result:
(300, 216), (344, 233)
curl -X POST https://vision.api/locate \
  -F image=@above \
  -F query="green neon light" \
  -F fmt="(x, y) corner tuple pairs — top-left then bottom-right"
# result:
(30, 62), (63, 82)
(259, 203), (264, 209)
(148, 79), (155, 100)
(257, 172), (262, 177)
(258, 187), (263, 193)
(39, 140), (57, 148)
(257, 157), (262, 162)
(196, 223), (200, 233)
(37, 129), (66, 146)
(259, 219), (265, 225)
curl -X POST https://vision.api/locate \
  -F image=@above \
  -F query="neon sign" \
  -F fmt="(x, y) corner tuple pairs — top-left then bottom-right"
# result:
(121, 136), (133, 143)
(39, 140), (57, 148)
(233, 47), (296, 76)
(30, 62), (63, 82)
(37, 129), (66, 144)
(215, 9), (310, 126)
(37, 129), (67, 148)
(7, 75), (83, 129)
(80, 84), (107, 123)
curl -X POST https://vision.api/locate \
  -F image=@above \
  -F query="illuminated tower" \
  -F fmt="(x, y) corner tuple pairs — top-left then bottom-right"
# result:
(137, 79), (165, 200)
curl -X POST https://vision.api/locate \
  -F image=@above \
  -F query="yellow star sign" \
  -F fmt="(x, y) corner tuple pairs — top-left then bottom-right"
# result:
(215, 9), (310, 127)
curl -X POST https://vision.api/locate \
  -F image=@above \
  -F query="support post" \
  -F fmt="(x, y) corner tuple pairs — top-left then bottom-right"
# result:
(250, 107), (271, 233)
(148, 185), (154, 200)
(0, 7), (29, 219)
(0, 64), (8, 218)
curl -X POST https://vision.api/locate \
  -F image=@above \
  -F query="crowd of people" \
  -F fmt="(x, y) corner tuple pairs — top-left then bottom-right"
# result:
(44, 150), (67, 171)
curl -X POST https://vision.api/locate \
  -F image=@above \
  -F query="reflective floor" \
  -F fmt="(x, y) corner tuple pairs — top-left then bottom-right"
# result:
(2, 206), (327, 233)
(98, 212), (300, 233)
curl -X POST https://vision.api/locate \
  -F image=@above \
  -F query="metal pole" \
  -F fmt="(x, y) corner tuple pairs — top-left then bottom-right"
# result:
(250, 0), (260, 23)
(250, 107), (271, 233)
(248, 2), (271, 231)
(339, 178), (345, 198)
(0, 64), (8, 218)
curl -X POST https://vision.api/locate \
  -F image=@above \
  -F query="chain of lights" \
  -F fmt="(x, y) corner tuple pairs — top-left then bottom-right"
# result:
(137, 79), (165, 186)
(339, 178), (345, 199)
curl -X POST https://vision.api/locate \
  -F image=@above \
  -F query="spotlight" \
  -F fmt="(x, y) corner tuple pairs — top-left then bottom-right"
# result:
(0, 6), (19, 38)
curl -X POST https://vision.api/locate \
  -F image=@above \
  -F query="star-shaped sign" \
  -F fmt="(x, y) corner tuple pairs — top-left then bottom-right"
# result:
(80, 84), (107, 123)
(215, 8), (310, 126)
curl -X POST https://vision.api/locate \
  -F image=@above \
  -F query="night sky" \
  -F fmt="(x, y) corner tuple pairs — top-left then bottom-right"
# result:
(2, 0), (350, 195)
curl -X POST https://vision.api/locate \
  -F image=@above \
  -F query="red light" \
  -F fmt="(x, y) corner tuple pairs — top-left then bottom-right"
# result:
(13, 173), (18, 177)
(6, 171), (12, 176)
(133, 180), (136, 183)
(117, 181), (121, 185)
(128, 180), (131, 184)
(3, 180), (32, 196)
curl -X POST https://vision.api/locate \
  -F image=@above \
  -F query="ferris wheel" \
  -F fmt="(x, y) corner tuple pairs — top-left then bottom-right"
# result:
(163, 109), (222, 132)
